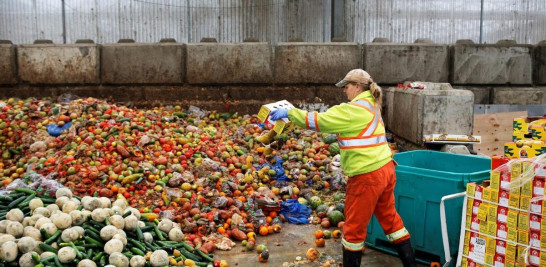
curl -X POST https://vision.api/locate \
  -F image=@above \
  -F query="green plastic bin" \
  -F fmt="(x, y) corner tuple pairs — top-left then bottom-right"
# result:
(365, 150), (491, 265)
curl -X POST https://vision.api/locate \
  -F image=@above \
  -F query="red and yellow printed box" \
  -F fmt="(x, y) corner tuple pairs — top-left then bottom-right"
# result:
(513, 118), (545, 135)
(462, 155), (546, 267)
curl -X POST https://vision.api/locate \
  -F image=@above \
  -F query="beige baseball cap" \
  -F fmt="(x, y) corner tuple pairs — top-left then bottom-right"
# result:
(335, 69), (372, 88)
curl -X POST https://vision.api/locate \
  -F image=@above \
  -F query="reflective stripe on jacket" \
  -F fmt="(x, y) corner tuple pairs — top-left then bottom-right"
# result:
(287, 91), (392, 176)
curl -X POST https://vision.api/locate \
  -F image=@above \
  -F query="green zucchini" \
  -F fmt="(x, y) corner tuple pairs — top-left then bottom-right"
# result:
(84, 229), (102, 241)
(92, 252), (104, 261)
(153, 223), (166, 241)
(136, 226), (144, 241)
(196, 248), (214, 262)
(31, 252), (40, 263)
(44, 230), (61, 244)
(122, 210), (132, 218)
(14, 188), (35, 195)
(180, 247), (201, 262)
(18, 193), (36, 208)
(86, 248), (93, 259)
(84, 236), (104, 247)
(8, 195), (27, 208)
(128, 239), (147, 252)
(130, 247), (145, 256)
(39, 243), (59, 253)
(40, 255), (56, 263)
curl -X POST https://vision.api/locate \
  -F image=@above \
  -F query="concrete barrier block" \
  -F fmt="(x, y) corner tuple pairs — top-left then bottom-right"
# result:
(385, 86), (474, 145)
(17, 44), (99, 84)
(316, 86), (347, 106)
(452, 86), (491, 104)
(143, 86), (226, 102)
(452, 44), (533, 85)
(59, 86), (145, 104)
(363, 44), (449, 84)
(274, 43), (361, 84)
(535, 41), (546, 85)
(186, 43), (272, 84)
(490, 87), (545, 104)
(33, 40), (53, 44)
(228, 86), (312, 102)
(101, 43), (184, 84)
(0, 86), (57, 99)
(0, 44), (17, 84)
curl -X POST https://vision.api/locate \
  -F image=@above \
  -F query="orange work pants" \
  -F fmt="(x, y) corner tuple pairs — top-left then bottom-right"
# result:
(342, 161), (410, 251)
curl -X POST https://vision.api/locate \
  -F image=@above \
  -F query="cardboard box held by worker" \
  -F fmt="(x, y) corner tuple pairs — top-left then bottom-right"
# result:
(257, 100), (295, 134)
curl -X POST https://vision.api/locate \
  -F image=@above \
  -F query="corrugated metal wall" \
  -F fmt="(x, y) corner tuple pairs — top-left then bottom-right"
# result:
(347, 0), (483, 44)
(482, 0), (546, 44)
(0, 0), (64, 43)
(1, 0), (544, 44)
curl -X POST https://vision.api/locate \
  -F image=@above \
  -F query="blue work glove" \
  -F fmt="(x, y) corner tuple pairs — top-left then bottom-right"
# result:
(269, 109), (288, 120)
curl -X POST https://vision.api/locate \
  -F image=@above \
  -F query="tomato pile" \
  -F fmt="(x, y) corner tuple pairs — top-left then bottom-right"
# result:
(0, 97), (350, 247)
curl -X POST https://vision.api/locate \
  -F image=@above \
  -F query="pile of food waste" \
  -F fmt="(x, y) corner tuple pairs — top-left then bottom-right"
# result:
(0, 96), (395, 265)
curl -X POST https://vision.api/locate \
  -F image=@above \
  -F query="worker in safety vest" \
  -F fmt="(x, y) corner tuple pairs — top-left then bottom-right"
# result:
(270, 69), (416, 267)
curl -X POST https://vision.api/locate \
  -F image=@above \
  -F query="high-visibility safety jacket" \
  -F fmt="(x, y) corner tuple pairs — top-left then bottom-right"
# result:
(287, 91), (392, 177)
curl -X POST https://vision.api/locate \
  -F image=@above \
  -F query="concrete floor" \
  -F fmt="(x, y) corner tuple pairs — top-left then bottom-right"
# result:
(215, 223), (428, 267)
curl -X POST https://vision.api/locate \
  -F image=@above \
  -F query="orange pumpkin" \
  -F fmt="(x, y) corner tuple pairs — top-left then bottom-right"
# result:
(272, 224), (282, 233)
(314, 230), (324, 239)
(259, 226), (269, 236)
(306, 248), (319, 261)
(315, 238), (325, 247)
(332, 229), (342, 239)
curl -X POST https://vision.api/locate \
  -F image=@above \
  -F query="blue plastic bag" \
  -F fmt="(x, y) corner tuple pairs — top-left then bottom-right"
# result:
(280, 199), (311, 224)
(46, 122), (72, 137)
(261, 156), (291, 182)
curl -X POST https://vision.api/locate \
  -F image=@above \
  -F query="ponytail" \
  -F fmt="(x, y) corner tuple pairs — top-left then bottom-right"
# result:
(369, 81), (382, 108)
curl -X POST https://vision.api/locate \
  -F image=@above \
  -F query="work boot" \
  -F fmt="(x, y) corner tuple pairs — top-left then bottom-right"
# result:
(395, 239), (417, 267)
(342, 248), (362, 267)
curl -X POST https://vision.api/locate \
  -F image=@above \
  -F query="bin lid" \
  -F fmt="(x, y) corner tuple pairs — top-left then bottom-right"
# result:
(394, 150), (491, 180)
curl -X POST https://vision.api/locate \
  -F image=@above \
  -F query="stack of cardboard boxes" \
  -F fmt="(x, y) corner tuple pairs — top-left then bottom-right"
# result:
(504, 118), (545, 159)
(462, 159), (546, 267)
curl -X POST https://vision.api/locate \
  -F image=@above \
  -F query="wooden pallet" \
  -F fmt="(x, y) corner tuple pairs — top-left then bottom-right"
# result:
(473, 111), (528, 157)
